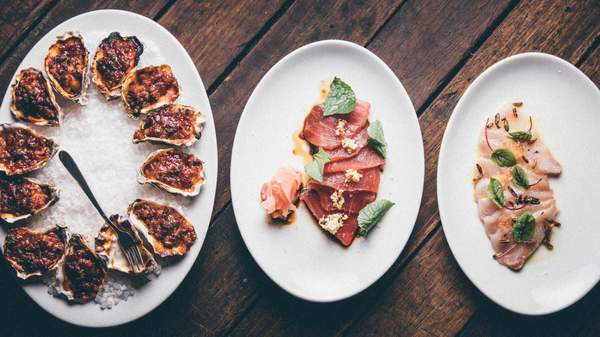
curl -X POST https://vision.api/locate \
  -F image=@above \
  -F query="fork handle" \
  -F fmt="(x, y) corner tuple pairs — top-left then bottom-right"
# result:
(58, 150), (113, 226)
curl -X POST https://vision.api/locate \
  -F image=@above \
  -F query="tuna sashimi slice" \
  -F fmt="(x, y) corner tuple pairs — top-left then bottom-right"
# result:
(321, 167), (381, 193)
(300, 100), (370, 150)
(324, 146), (385, 174)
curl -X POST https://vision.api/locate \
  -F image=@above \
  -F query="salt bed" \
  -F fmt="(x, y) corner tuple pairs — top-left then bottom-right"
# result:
(13, 31), (199, 309)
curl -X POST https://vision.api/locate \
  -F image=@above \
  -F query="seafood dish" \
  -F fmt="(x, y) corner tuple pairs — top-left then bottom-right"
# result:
(0, 123), (58, 176)
(122, 64), (179, 117)
(44, 32), (89, 105)
(91, 32), (143, 99)
(10, 67), (62, 126)
(138, 148), (205, 197)
(0, 176), (59, 223)
(473, 102), (561, 270)
(133, 103), (205, 146)
(260, 77), (394, 246)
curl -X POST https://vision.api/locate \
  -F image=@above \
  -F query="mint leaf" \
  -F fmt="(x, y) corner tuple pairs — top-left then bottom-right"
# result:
(508, 131), (532, 142)
(512, 165), (529, 190)
(358, 199), (395, 237)
(487, 177), (505, 208)
(367, 120), (387, 158)
(323, 77), (356, 116)
(512, 212), (535, 242)
(491, 148), (517, 167)
(304, 148), (330, 182)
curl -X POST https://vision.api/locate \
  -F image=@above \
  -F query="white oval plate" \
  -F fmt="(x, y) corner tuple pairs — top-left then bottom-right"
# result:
(0, 10), (217, 327)
(231, 40), (424, 302)
(438, 53), (600, 315)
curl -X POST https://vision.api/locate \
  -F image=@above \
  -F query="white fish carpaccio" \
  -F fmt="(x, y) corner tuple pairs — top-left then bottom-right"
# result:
(473, 104), (561, 270)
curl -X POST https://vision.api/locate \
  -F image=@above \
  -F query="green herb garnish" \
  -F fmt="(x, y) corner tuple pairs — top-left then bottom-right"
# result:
(491, 148), (517, 167)
(512, 212), (535, 242)
(367, 120), (387, 158)
(304, 148), (330, 182)
(508, 131), (532, 142)
(358, 199), (395, 237)
(487, 177), (505, 208)
(323, 77), (356, 116)
(512, 165), (529, 190)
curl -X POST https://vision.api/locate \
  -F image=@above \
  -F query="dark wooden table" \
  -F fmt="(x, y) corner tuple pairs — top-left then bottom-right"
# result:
(0, 0), (598, 336)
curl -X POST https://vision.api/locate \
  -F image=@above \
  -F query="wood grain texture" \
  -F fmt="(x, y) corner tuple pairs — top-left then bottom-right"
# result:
(227, 0), (516, 335)
(210, 0), (403, 212)
(158, 0), (287, 89)
(341, 1), (600, 337)
(0, 0), (53, 61)
(459, 42), (600, 337)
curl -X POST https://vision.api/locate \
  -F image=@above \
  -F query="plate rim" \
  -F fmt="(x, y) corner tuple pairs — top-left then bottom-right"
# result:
(230, 39), (424, 303)
(0, 9), (218, 327)
(437, 52), (600, 316)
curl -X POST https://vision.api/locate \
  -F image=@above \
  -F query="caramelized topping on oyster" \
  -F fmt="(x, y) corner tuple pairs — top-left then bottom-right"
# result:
(0, 123), (58, 176)
(138, 148), (205, 196)
(128, 199), (196, 257)
(0, 176), (59, 223)
(95, 214), (158, 275)
(56, 234), (106, 303)
(10, 67), (62, 126)
(133, 104), (205, 146)
(92, 32), (143, 99)
(44, 32), (89, 104)
(3, 226), (66, 279)
(122, 65), (179, 117)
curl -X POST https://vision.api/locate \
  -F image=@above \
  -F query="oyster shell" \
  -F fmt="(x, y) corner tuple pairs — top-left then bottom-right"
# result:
(95, 214), (158, 275)
(0, 176), (59, 223)
(128, 199), (197, 257)
(55, 233), (107, 303)
(44, 31), (89, 105)
(0, 123), (59, 176)
(122, 64), (180, 117)
(3, 225), (66, 279)
(137, 148), (205, 197)
(133, 103), (205, 146)
(91, 32), (143, 99)
(10, 67), (62, 126)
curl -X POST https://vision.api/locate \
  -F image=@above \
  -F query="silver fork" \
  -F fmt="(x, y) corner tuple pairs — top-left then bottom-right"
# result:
(58, 150), (145, 274)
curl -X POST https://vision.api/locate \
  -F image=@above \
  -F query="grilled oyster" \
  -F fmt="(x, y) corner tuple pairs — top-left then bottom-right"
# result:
(0, 123), (58, 176)
(133, 104), (205, 146)
(55, 234), (106, 303)
(3, 226), (66, 279)
(95, 214), (158, 275)
(44, 31), (89, 105)
(122, 65), (179, 117)
(91, 32), (143, 99)
(0, 176), (59, 223)
(10, 68), (62, 126)
(137, 148), (205, 197)
(128, 199), (197, 257)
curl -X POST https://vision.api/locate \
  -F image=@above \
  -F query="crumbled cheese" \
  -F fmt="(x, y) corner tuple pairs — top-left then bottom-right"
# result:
(335, 119), (347, 136)
(344, 169), (363, 183)
(330, 189), (345, 210)
(318, 213), (348, 234)
(341, 137), (358, 153)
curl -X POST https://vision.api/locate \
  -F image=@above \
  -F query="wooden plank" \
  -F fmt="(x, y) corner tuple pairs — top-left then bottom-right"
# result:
(158, 0), (288, 90)
(0, 1), (53, 61)
(338, 1), (600, 336)
(210, 0), (405, 212)
(0, 0), (169, 95)
(460, 43), (600, 337)
(224, 0), (514, 335)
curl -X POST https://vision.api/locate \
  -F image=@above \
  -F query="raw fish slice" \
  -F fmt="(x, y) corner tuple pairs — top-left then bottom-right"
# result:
(305, 180), (376, 214)
(326, 128), (369, 161)
(300, 100), (370, 150)
(300, 188), (358, 246)
(474, 107), (561, 270)
(324, 146), (384, 173)
(321, 167), (381, 193)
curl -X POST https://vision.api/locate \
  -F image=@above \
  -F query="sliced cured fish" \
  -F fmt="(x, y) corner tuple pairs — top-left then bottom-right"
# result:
(474, 103), (561, 270)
